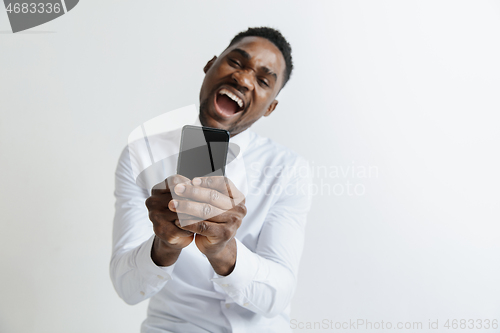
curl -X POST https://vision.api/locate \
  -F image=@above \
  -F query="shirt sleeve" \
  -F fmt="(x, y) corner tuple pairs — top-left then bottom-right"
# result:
(212, 156), (312, 318)
(109, 147), (175, 305)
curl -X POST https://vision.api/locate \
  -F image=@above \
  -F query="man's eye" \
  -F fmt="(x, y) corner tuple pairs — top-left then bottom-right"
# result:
(229, 59), (241, 67)
(259, 79), (269, 87)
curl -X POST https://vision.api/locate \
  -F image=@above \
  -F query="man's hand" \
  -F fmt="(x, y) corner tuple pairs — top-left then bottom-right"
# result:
(170, 176), (247, 275)
(145, 174), (194, 267)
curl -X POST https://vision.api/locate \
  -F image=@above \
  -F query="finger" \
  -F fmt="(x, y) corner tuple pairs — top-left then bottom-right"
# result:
(201, 208), (245, 225)
(171, 220), (195, 237)
(151, 174), (191, 194)
(173, 205), (245, 227)
(173, 183), (234, 210)
(177, 218), (203, 228)
(169, 199), (225, 221)
(146, 194), (194, 219)
(152, 219), (194, 238)
(145, 193), (172, 211)
(191, 176), (241, 199)
(175, 219), (227, 237)
(148, 205), (199, 224)
(176, 214), (232, 226)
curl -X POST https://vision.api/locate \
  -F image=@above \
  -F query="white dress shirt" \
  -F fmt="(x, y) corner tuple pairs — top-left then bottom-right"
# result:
(110, 118), (312, 333)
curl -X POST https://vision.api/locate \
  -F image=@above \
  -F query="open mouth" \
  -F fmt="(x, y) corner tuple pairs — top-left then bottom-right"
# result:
(214, 88), (245, 119)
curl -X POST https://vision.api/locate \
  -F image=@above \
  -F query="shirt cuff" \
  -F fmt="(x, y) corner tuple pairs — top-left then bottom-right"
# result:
(211, 238), (261, 297)
(136, 234), (175, 285)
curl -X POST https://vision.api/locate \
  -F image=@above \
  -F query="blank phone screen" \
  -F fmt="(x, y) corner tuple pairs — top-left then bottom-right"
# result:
(177, 125), (230, 179)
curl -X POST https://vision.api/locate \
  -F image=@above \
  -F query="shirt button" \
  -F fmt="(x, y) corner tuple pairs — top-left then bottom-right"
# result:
(225, 304), (231, 309)
(140, 291), (145, 296)
(157, 275), (164, 279)
(221, 284), (229, 287)
(243, 302), (249, 307)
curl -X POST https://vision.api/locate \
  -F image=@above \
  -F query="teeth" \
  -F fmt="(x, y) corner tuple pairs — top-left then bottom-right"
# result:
(218, 89), (243, 108)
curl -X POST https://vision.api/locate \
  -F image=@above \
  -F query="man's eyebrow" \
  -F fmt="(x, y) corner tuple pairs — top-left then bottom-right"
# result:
(230, 48), (251, 60)
(229, 48), (278, 82)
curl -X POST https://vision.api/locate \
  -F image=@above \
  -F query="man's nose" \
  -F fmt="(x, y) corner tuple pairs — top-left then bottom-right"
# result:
(231, 70), (254, 92)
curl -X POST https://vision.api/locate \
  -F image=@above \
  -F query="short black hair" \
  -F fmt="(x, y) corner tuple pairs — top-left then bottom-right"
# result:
(228, 27), (293, 88)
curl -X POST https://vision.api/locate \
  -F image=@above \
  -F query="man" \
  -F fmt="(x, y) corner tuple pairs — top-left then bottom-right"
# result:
(111, 27), (312, 332)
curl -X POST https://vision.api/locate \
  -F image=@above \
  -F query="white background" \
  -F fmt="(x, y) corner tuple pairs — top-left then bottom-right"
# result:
(1, 1), (499, 332)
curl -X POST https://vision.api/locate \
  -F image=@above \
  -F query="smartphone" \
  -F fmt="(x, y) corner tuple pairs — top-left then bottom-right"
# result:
(177, 125), (230, 179)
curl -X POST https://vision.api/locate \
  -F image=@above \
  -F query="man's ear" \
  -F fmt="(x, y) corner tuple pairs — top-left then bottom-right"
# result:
(203, 56), (217, 73)
(264, 100), (278, 117)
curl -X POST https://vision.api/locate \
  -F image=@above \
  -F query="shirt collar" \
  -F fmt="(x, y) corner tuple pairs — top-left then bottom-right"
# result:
(229, 128), (252, 157)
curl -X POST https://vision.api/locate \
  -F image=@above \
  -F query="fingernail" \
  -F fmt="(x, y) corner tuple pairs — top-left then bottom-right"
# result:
(192, 178), (201, 186)
(170, 200), (178, 209)
(175, 184), (185, 193)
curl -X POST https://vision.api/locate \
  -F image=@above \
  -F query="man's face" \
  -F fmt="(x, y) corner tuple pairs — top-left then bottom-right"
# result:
(199, 36), (286, 136)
